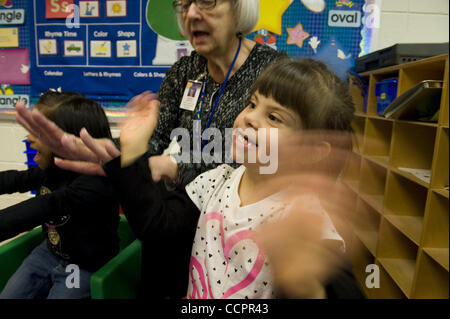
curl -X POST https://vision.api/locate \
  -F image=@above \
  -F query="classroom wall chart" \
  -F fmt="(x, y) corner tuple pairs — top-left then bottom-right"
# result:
(26, 0), (371, 102)
(30, 0), (191, 101)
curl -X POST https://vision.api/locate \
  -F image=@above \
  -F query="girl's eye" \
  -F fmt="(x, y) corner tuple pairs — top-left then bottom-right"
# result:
(248, 102), (256, 109)
(268, 114), (281, 123)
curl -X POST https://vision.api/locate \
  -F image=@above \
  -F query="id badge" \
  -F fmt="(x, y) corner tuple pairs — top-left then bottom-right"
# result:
(180, 80), (203, 111)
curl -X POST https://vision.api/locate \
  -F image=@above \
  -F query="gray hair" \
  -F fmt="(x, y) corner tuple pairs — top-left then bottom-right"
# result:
(176, 0), (260, 37)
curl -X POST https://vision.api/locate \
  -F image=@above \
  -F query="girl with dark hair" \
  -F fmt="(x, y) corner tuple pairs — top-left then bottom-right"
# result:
(0, 93), (119, 299)
(34, 90), (84, 110)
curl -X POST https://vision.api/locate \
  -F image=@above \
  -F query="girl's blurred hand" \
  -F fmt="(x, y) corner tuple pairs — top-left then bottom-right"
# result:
(16, 101), (97, 162)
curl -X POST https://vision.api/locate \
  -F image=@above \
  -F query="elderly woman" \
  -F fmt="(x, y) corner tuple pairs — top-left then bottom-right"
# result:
(147, 0), (283, 186)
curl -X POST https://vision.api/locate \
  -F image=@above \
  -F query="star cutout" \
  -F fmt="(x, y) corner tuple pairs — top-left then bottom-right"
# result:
(286, 23), (310, 48)
(253, 0), (294, 35)
(123, 43), (130, 51)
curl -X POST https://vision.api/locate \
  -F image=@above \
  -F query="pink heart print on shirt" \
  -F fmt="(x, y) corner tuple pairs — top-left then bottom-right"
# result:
(189, 212), (266, 299)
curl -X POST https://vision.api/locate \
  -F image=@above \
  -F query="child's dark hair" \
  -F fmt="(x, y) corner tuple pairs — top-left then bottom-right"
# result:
(251, 58), (355, 132)
(37, 90), (85, 110)
(252, 58), (355, 178)
(45, 97), (112, 140)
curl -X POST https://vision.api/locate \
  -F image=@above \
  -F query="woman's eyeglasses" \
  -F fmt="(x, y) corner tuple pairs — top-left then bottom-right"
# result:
(173, 0), (217, 13)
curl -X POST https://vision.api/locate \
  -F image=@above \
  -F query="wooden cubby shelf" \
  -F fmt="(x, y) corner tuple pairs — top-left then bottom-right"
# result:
(352, 116), (366, 154)
(390, 122), (436, 187)
(350, 236), (375, 294)
(353, 199), (381, 256)
(363, 118), (393, 168)
(359, 158), (387, 214)
(377, 218), (418, 298)
(341, 153), (361, 194)
(377, 257), (416, 298)
(440, 56), (449, 127)
(423, 247), (449, 271)
(431, 127), (449, 191)
(346, 54), (449, 299)
(373, 261), (408, 299)
(413, 250), (449, 299)
(384, 172), (427, 245)
(421, 190), (449, 270)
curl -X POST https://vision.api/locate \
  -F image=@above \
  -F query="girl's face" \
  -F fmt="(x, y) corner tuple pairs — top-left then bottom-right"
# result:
(182, 0), (238, 57)
(27, 133), (53, 170)
(232, 91), (302, 168)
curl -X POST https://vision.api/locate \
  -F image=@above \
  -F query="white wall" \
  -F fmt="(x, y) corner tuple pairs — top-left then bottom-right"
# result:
(371, 0), (449, 52)
(0, 120), (32, 209)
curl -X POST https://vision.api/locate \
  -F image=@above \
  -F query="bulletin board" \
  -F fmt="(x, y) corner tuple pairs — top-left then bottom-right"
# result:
(29, 0), (193, 102)
(0, 0), (32, 96)
(22, 0), (372, 104)
(251, 0), (371, 80)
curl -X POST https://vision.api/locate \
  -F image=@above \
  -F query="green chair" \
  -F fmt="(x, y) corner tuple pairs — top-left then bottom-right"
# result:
(90, 238), (142, 299)
(0, 214), (141, 299)
(0, 227), (44, 291)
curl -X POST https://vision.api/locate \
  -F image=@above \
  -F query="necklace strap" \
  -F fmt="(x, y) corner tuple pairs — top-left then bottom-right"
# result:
(202, 38), (242, 148)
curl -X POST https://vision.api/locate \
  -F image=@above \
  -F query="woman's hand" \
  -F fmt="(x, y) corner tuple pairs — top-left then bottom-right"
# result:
(55, 128), (121, 176)
(16, 100), (119, 176)
(15, 101), (97, 162)
(120, 91), (160, 167)
(148, 155), (179, 183)
(15, 92), (160, 173)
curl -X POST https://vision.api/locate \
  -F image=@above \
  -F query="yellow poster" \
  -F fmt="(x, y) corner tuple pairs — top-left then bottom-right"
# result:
(0, 27), (19, 47)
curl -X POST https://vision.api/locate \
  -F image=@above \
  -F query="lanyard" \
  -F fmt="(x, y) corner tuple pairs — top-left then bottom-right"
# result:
(196, 38), (242, 150)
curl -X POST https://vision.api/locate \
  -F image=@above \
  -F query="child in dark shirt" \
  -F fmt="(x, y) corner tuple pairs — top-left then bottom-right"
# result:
(0, 92), (120, 299)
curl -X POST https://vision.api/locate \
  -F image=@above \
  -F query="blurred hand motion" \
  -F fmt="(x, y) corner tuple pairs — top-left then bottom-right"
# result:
(253, 129), (360, 298)
(15, 92), (160, 175)
(16, 99), (98, 163)
(148, 155), (179, 183)
(119, 91), (160, 167)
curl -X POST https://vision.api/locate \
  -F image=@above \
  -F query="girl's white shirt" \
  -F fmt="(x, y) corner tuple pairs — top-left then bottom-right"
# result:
(185, 164), (344, 299)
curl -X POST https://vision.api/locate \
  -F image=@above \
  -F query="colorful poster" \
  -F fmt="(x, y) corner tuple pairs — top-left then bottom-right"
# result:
(45, 0), (74, 19)
(0, 27), (18, 47)
(259, 0), (368, 80)
(29, 0), (370, 102)
(30, 0), (182, 100)
(0, 0), (14, 9)
(0, 48), (30, 84)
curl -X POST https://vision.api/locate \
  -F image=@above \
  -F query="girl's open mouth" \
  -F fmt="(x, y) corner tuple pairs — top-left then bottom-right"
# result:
(234, 130), (258, 148)
(34, 152), (41, 162)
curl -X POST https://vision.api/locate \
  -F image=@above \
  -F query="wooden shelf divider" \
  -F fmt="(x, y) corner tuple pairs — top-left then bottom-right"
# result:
(346, 54), (449, 299)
